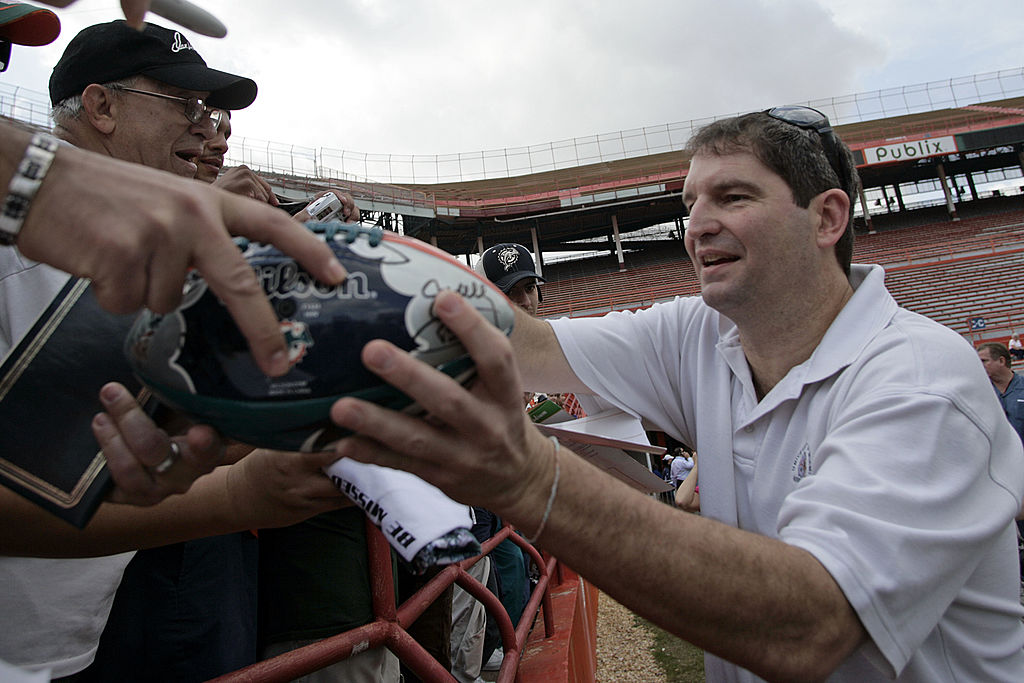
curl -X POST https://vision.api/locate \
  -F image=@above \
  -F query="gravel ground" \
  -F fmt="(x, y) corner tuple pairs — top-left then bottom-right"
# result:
(596, 592), (664, 682)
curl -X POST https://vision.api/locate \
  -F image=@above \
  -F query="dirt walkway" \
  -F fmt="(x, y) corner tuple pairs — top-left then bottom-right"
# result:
(595, 592), (664, 682)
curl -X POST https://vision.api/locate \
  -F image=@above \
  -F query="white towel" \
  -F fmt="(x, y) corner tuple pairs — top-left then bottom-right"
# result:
(323, 458), (476, 566)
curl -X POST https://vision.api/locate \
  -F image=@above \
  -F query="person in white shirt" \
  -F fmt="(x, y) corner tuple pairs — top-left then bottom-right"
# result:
(328, 106), (1024, 681)
(669, 449), (693, 487)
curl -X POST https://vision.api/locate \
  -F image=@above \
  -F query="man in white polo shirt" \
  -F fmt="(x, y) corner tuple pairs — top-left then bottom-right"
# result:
(330, 107), (1024, 681)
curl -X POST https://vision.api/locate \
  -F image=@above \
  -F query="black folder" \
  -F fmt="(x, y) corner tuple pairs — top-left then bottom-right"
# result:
(0, 277), (141, 527)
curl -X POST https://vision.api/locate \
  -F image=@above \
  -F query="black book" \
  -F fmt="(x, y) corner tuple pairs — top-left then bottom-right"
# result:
(0, 277), (143, 527)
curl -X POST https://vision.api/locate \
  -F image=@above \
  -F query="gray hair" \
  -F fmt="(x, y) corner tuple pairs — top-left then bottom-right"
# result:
(51, 76), (140, 127)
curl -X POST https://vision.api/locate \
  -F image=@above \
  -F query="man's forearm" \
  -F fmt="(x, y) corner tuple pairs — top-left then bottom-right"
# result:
(0, 466), (239, 557)
(509, 306), (591, 395)
(513, 451), (866, 680)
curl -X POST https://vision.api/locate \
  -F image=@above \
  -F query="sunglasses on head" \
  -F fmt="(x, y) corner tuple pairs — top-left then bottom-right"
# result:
(764, 105), (849, 194)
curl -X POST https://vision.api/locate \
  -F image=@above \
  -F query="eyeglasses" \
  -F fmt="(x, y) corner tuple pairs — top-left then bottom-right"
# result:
(111, 86), (224, 127)
(764, 105), (849, 193)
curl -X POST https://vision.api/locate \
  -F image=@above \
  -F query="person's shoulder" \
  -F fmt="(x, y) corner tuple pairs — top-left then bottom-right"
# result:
(645, 294), (718, 326)
(848, 306), (992, 401)
(0, 247), (34, 280)
(890, 306), (971, 353)
(556, 294), (713, 332)
(1009, 371), (1024, 390)
(0, 248), (69, 289)
(623, 294), (707, 318)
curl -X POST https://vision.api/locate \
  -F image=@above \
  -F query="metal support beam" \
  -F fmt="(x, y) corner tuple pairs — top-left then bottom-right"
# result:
(857, 183), (874, 232)
(880, 185), (892, 213)
(530, 225), (543, 278)
(611, 214), (625, 272)
(966, 172), (979, 200)
(936, 162), (959, 221)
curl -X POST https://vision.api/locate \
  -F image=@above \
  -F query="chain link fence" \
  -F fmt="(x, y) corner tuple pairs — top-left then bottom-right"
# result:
(4, 67), (1023, 185)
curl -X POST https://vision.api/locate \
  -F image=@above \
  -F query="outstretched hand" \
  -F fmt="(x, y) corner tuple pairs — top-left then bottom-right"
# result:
(293, 189), (360, 223)
(213, 165), (279, 206)
(17, 144), (346, 377)
(223, 448), (350, 529)
(93, 382), (223, 506)
(331, 290), (554, 526)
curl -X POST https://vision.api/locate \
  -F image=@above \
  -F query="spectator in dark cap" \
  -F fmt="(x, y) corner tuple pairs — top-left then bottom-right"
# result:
(0, 20), (344, 680)
(45, 21), (263, 681)
(477, 242), (546, 316)
(0, 7), (345, 409)
(49, 19), (255, 110)
(49, 20), (256, 176)
(472, 242), (547, 672)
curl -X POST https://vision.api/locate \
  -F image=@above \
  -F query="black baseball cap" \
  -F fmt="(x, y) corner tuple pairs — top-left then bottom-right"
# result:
(49, 20), (256, 110)
(479, 243), (546, 293)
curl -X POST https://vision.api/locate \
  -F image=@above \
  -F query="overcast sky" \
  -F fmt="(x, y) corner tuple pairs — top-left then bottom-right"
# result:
(5, 0), (1024, 157)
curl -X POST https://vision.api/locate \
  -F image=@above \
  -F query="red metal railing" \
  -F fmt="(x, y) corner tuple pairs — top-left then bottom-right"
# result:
(211, 518), (558, 683)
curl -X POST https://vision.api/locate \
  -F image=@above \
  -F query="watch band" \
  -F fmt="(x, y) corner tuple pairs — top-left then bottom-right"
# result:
(0, 133), (59, 246)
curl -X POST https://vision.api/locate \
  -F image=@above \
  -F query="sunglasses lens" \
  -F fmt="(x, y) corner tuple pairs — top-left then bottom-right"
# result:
(186, 99), (205, 124)
(769, 106), (827, 129)
(766, 105), (847, 190)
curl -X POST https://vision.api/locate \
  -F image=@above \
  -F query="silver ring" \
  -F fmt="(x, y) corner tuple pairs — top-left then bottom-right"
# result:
(155, 441), (180, 474)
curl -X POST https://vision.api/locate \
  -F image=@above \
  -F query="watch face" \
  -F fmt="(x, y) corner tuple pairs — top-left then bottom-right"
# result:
(0, 134), (59, 245)
(0, 223), (17, 245)
(0, 195), (28, 244)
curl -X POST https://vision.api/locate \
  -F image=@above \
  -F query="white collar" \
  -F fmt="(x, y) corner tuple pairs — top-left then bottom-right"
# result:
(715, 264), (898, 416)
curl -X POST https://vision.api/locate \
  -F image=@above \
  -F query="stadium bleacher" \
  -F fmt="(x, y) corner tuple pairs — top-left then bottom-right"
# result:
(538, 205), (1024, 346)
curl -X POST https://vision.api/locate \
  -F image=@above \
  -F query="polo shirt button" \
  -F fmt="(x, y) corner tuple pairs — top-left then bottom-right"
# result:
(744, 425), (754, 433)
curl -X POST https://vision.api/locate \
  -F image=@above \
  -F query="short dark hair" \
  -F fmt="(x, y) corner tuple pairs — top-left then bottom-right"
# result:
(685, 112), (860, 275)
(978, 342), (1012, 366)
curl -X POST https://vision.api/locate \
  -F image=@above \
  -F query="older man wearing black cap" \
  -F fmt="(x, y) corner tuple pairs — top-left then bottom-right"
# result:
(49, 20), (256, 175)
(477, 242), (546, 316)
(0, 21), (348, 680)
(52, 22), (262, 682)
(0, 11), (345, 392)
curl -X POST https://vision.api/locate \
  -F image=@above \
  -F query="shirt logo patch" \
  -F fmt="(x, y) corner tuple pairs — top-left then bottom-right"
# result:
(791, 443), (812, 482)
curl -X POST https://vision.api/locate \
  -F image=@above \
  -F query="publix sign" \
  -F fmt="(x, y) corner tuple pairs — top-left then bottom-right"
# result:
(863, 136), (957, 165)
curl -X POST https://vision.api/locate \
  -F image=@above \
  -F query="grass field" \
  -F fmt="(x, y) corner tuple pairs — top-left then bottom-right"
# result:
(639, 615), (705, 682)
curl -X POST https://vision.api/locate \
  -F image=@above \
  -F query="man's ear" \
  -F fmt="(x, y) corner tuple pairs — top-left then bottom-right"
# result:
(813, 187), (851, 251)
(80, 84), (119, 135)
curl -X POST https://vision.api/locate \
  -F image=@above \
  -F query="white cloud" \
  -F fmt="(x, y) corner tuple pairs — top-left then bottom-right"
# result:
(3, 0), (1022, 160)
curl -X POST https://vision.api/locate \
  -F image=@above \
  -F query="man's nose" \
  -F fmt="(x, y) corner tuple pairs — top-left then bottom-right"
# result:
(192, 116), (217, 140)
(684, 198), (720, 240)
(206, 135), (228, 154)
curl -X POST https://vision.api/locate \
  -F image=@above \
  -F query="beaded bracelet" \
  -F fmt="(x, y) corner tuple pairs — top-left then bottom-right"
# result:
(525, 436), (561, 544)
(0, 133), (59, 246)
